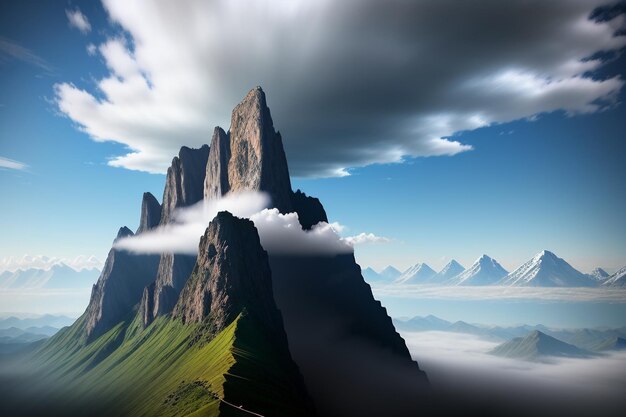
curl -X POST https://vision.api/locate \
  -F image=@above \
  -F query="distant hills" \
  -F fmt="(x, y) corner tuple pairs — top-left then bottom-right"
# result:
(490, 330), (592, 361)
(363, 250), (625, 288)
(394, 314), (626, 356)
(0, 315), (71, 354)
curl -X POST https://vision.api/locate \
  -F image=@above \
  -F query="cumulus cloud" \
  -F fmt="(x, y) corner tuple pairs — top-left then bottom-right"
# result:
(344, 232), (391, 245)
(54, 0), (626, 177)
(250, 209), (353, 255)
(66, 9), (91, 34)
(0, 156), (28, 171)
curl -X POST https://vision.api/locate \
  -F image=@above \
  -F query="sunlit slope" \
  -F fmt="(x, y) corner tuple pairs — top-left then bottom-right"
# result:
(31, 311), (312, 416)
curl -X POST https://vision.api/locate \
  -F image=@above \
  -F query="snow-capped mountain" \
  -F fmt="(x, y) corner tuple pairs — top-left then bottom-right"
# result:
(0, 255), (102, 272)
(448, 255), (508, 286)
(379, 265), (402, 280)
(589, 267), (610, 281)
(429, 260), (465, 284)
(603, 266), (626, 288)
(0, 263), (100, 289)
(498, 250), (597, 287)
(395, 263), (436, 284)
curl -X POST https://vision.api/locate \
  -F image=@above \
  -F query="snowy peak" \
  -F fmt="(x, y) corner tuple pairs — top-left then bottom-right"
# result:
(590, 267), (610, 281)
(430, 260), (465, 283)
(603, 266), (626, 288)
(499, 250), (597, 287)
(450, 255), (507, 286)
(395, 263), (436, 284)
(380, 265), (402, 280)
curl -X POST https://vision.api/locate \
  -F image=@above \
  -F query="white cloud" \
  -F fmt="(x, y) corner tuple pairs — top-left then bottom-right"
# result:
(0, 156), (28, 171)
(371, 284), (626, 302)
(66, 9), (91, 34)
(250, 209), (353, 255)
(54, 0), (626, 177)
(86, 43), (97, 56)
(344, 232), (391, 245)
(114, 192), (271, 254)
(114, 191), (367, 256)
(0, 37), (53, 72)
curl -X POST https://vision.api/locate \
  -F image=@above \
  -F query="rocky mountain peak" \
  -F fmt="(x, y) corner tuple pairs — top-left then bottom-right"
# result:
(115, 226), (134, 241)
(203, 87), (293, 212)
(174, 211), (281, 332)
(203, 126), (231, 201)
(160, 144), (210, 224)
(136, 192), (162, 234)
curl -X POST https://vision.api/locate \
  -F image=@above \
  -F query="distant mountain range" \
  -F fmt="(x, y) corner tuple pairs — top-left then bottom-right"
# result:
(0, 314), (76, 329)
(0, 263), (100, 289)
(0, 316), (70, 355)
(394, 314), (626, 355)
(363, 250), (625, 288)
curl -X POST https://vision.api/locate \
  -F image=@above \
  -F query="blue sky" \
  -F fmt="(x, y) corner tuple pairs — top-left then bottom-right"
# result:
(1, 0), (625, 275)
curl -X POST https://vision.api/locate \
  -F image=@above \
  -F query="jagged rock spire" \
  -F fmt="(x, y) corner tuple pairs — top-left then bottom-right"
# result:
(136, 192), (162, 234)
(161, 145), (210, 224)
(204, 87), (293, 213)
(84, 227), (159, 339)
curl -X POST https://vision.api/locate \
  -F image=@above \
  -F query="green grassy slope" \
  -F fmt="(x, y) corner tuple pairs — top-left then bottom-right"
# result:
(28, 311), (313, 416)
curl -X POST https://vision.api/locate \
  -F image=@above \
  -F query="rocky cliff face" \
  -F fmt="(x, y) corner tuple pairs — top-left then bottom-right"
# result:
(204, 127), (231, 201)
(203, 87), (293, 213)
(174, 211), (281, 332)
(160, 145), (210, 224)
(146, 145), (211, 325)
(136, 192), (162, 234)
(290, 189), (328, 230)
(269, 253), (429, 416)
(84, 227), (159, 339)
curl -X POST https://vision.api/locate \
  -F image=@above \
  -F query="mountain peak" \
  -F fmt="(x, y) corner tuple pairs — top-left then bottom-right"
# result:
(395, 262), (436, 284)
(499, 250), (596, 287)
(136, 192), (162, 234)
(491, 329), (591, 361)
(174, 211), (281, 331)
(115, 226), (133, 241)
(450, 255), (507, 285)
(202, 86), (293, 213)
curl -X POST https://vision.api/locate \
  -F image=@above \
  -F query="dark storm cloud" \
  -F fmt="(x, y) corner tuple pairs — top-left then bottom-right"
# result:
(55, 0), (625, 177)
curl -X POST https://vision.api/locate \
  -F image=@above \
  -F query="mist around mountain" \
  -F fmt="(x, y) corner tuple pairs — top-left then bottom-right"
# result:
(0, 88), (428, 417)
(394, 314), (626, 354)
(490, 330), (592, 361)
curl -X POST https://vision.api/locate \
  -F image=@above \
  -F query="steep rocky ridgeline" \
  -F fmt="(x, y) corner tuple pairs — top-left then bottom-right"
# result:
(204, 127), (231, 201)
(148, 145), (211, 325)
(84, 227), (159, 340)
